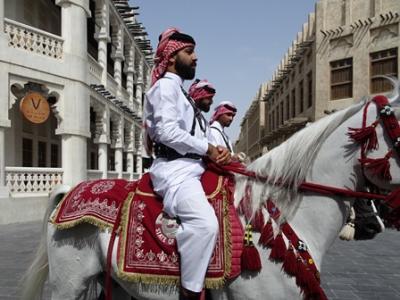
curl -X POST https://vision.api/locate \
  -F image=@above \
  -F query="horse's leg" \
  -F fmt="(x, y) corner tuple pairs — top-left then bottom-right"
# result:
(47, 223), (103, 300)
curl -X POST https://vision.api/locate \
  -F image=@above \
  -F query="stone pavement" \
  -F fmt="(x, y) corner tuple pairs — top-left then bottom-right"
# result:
(1, 221), (400, 299)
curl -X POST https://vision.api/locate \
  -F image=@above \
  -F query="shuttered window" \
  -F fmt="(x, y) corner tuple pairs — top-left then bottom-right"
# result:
(370, 48), (398, 93)
(331, 58), (353, 100)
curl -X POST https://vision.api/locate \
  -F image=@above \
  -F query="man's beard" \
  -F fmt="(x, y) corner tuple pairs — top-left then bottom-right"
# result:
(197, 100), (211, 112)
(175, 57), (195, 80)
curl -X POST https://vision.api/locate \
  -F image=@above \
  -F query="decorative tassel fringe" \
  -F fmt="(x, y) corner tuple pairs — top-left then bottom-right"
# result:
(348, 123), (378, 150)
(269, 232), (286, 262)
(241, 243), (262, 272)
(251, 209), (265, 232)
(241, 224), (262, 272)
(258, 219), (274, 248)
(359, 151), (392, 180)
(282, 245), (297, 277)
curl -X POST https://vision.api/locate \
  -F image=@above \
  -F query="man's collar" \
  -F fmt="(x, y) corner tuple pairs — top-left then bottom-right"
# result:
(164, 72), (184, 86)
(211, 121), (224, 131)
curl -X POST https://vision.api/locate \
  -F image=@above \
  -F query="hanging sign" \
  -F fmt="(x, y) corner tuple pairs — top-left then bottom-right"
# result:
(20, 91), (50, 124)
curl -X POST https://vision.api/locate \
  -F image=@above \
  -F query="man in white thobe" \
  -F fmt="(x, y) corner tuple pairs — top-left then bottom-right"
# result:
(209, 101), (237, 153)
(143, 28), (230, 300)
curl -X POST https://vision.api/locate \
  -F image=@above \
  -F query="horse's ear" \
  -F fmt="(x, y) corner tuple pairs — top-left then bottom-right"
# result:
(381, 76), (400, 105)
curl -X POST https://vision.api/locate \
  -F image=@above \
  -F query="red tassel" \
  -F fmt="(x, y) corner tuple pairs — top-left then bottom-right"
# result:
(359, 151), (392, 180)
(282, 245), (297, 277)
(258, 219), (274, 248)
(295, 259), (308, 292)
(348, 122), (378, 150)
(269, 232), (286, 262)
(251, 209), (265, 232)
(241, 243), (262, 272)
(241, 224), (262, 272)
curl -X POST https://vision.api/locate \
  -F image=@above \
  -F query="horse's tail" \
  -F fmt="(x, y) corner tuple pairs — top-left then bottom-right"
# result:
(20, 184), (70, 300)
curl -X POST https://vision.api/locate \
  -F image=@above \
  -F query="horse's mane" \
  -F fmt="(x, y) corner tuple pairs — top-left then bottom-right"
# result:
(236, 77), (400, 225)
(235, 100), (366, 224)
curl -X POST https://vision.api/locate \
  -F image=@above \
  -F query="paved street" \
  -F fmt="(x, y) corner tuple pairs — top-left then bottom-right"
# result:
(1, 221), (400, 299)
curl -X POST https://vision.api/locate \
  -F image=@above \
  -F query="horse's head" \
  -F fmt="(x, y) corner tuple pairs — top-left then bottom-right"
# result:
(349, 77), (400, 229)
(356, 78), (400, 190)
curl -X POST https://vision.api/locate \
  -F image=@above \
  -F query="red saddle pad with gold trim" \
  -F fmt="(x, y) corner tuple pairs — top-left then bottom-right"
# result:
(51, 170), (243, 288)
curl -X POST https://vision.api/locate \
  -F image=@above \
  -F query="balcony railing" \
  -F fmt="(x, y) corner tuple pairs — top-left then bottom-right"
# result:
(5, 167), (63, 194)
(107, 74), (118, 97)
(88, 55), (103, 83)
(4, 18), (63, 59)
(87, 169), (103, 180)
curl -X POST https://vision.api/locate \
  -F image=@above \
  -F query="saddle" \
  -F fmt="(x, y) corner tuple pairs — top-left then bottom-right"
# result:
(51, 169), (244, 289)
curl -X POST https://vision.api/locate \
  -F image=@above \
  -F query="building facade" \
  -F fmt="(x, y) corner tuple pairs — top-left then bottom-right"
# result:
(0, 0), (152, 223)
(236, 0), (400, 160)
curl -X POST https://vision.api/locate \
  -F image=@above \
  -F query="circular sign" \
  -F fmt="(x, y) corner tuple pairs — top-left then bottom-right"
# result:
(20, 92), (50, 124)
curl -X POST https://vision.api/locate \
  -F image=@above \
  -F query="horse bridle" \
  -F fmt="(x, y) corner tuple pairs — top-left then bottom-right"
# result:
(215, 95), (400, 229)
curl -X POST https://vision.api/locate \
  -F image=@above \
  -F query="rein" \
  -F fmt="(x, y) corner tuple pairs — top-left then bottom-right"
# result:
(222, 95), (400, 212)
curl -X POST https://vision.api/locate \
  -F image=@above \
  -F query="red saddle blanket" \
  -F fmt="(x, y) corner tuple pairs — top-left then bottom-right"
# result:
(51, 170), (244, 288)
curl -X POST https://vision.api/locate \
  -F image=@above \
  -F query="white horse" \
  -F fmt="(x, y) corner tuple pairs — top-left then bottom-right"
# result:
(21, 80), (400, 300)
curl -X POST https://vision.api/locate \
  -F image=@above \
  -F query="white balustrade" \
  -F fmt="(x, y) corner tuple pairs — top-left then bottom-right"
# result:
(132, 173), (140, 180)
(87, 169), (103, 180)
(4, 18), (64, 59)
(88, 55), (103, 83)
(5, 167), (63, 194)
(121, 172), (131, 180)
(107, 171), (119, 179)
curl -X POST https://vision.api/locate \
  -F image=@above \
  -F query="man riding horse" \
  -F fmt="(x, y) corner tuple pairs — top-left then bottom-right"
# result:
(143, 28), (231, 300)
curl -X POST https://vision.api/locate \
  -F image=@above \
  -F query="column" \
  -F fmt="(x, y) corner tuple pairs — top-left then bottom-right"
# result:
(134, 58), (145, 175)
(94, 0), (110, 85)
(115, 147), (123, 178)
(111, 23), (124, 98)
(0, 0), (4, 33)
(56, 0), (91, 185)
(0, 0), (7, 50)
(133, 124), (142, 174)
(111, 116), (124, 178)
(61, 134), (87, 186)
(94, 105), (110, 179)
(125, 44), (136, 110)
(0, 127), (8, 197)
(98, 143), (108, 179)
(135, 58), (144, 116)
(125, 122), (135, 179)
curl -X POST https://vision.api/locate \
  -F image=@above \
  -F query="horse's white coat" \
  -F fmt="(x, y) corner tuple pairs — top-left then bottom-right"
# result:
(21, 80), (400, 300)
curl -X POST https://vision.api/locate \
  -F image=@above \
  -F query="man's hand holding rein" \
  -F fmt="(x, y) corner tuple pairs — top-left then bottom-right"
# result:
(207, 144), (231, 165)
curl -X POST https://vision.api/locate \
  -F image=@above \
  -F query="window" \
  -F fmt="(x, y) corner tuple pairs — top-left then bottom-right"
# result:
(23, 138), (33, 167)
(299, 62), (303, 74)
(286, 95), (290, 120)
(123, 152), (128, 172)
(38, 141), (47, 167)
(330, 58), (353, 100)
(291, 88), (296, 117)
(280, 103), (284, 125)
(299, 80), (304, 113)
(307, 72), (313, 108)
(51, 144), (59, 168)
(370, 48), (398, 93)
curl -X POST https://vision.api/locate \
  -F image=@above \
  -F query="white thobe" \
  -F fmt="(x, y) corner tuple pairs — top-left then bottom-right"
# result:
(144, 72), (218, 292)
(209, 121), (234, 153)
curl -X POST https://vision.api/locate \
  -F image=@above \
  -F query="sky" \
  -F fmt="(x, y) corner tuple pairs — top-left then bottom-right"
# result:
(130, 1), (317, 141)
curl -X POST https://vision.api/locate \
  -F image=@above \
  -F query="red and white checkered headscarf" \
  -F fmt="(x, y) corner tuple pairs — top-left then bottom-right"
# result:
(151, 28), (196, 86)
(210, 101), (237, 124)
(188, 79), (216, 102)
